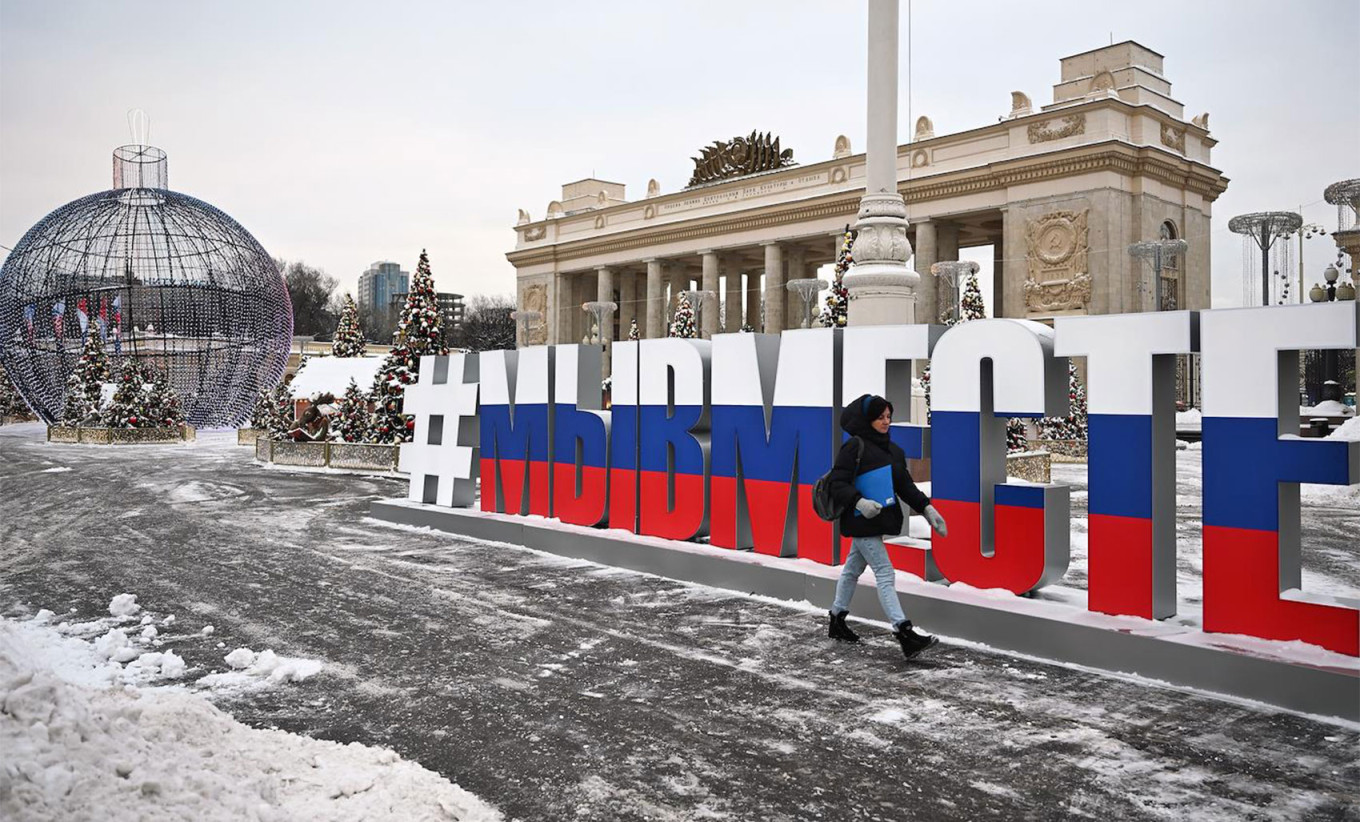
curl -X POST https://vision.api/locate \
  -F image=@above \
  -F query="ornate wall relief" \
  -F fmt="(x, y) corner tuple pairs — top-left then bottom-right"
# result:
(523, 225), (546, 242)
(1027, 114), (1086, 143)
(911, 149), (929, 168)
(1024, 209), (1092, 313)
(521, 283), (548, 345)
(1160, 123), (1186, 153)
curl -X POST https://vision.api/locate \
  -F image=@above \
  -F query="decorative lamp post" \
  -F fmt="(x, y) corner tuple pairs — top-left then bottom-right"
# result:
(1308, 256), (1356, 405)
(1229, 211), (1302, 306)
(929, 261), (980, 324)
(1128, 239), (1189, 310)
(785, 279), (828, 328)
(1278, 219), (1328, 304)
(842, 0), (920, 326)
(510, 309), (540, 348)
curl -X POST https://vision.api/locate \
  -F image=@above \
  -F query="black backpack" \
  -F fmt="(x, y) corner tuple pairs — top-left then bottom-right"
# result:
(811, 436), (864, 521)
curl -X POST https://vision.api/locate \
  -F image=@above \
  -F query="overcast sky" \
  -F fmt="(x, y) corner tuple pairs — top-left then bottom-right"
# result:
(2, 0), (1356, 309)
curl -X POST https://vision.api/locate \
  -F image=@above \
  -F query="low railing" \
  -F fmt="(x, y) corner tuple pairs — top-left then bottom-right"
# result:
(252, 437), (401, 472)
(47, 425), (196, 444)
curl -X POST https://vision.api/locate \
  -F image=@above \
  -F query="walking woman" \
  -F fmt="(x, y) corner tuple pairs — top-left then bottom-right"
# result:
(826, 394), (948, 659)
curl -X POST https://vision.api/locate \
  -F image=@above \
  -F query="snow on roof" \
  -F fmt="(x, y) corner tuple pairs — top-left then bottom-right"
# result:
(290, 356), (385, 399)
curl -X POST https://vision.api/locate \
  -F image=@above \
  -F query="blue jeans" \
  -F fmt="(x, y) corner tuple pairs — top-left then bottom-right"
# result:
(831, 536), (907, 629)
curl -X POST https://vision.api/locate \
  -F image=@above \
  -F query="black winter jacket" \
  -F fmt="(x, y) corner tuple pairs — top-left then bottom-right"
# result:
(827, 394), (931, 538)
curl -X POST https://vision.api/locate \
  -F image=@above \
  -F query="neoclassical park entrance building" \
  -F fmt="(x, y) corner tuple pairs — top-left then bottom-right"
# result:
(507, 41), (1228, 375)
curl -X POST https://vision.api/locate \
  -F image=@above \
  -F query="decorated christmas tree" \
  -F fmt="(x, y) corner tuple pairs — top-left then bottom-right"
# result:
(628, 317), (640, 342)
(0, 362), (34, 422)
(819, 226), (855, 328)
(668, 293), (697, 339)
(333, 378), (374, 443)
(60, 326), (113, 425)
(1007, 419), (1030, 452)
(104, 360), (183, 428)
(331, 293), (366, 358)
(368, 249), (449, 444)
(1037, 361), (1088, 441)
(253, 377), (296, 439)
(960, 271), (987, 321)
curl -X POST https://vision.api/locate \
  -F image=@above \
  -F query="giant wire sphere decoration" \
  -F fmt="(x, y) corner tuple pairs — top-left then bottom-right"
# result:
(0, 144), (293, 427)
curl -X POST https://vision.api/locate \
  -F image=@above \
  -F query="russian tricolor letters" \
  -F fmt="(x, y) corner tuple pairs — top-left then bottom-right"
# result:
(402, 303), (1360, 657)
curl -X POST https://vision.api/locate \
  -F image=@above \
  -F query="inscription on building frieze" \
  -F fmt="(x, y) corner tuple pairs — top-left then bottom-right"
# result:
(659, 172), (828, 216)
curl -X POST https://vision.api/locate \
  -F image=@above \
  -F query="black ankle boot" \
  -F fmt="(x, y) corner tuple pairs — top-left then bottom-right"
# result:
(828, 610), (860, 643)
(892, 620), (938, 659)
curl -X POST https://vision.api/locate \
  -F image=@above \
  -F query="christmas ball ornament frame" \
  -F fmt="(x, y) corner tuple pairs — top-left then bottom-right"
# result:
(0, 142), (293, 428)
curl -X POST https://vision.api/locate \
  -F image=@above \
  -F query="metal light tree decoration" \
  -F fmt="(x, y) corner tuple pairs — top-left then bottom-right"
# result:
(581, 302), (616, 344)
(786, 279), (828, 328)
(1323, 178), (1360, 282)
(929, 261), (981, 324)
(1229, 211), (1302, 306)
(1128, 238), (1189, 310)
(0, 113), (292, 427)
(510, 309), (541, 348)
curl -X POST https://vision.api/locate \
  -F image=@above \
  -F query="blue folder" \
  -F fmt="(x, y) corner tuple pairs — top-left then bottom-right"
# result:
(853, 465), (897, 516)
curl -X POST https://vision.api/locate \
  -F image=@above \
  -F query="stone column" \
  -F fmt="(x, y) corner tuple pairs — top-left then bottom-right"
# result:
(913, 220), (938, 323)
(843, 0), (920, 326)
(645, 259), (664, 339)
(596, 265), (614, 378)
(762, 242), (785, 333)
(746, 270), (761, 330)
(553, 270), (570, 344)
(700, 251), (720, 339)
(785, 246), (805, 328)
(618, 269), (638, 342)
(723, 257), (741, 333)
(668, 265), (689, 328)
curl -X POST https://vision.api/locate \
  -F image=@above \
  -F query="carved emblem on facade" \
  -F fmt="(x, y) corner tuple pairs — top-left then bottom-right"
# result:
(521, 284), (548, 345)
(523, 225), (546, 242)
(1024, 209), (1092, 313)
(1160, 123), (1186, 153)
(1027, 114), (1086, 144)
(686, 130), (794, 187)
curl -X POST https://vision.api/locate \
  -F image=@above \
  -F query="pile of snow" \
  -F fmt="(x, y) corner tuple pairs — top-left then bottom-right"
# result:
(1326, 415), (1360, 441)
(108, 593), (141, 617)
(290, 356), (386, 401)
(1302, 400), (1354, 418)
(1174, 408), (1201, 431)
(1, 612), (500, 821)
(200, 648), (322, 691)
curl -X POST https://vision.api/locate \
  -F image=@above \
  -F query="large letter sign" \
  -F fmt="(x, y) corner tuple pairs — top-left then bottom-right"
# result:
(638, 338), (711, 541)
(841, 324), (942, 577)
(399, 304), (1360, 659)
(399, 354), (480, 507)
(553, 345), (609, 527)
(609, 340), (641, 531)
(929, 320), (1071, 594)
(710, 329), (838, 562)
(1200, 303), (1360, 656)
(1056, 312), (1195, 619)
(480, 346), (553, 516)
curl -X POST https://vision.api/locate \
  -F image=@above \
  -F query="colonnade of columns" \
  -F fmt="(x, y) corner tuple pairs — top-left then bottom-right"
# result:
(543, 217), (988, 376)
(549, 235), (849, 374)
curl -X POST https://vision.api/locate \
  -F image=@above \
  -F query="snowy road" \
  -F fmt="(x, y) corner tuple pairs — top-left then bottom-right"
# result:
(2, 424), (1357, 821)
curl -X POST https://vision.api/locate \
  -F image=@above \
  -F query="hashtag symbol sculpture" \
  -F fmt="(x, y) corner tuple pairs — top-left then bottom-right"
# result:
(399, 353), (480, 507)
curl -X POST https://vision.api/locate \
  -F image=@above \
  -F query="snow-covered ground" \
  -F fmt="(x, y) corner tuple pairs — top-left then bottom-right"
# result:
(1, 594), (500, 821)
(2, 422), (1358, 820)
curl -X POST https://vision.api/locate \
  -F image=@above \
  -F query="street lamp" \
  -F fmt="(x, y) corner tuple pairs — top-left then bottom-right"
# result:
(1280, 219), (1328, 304)
(1307, 253), (1356, 406)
